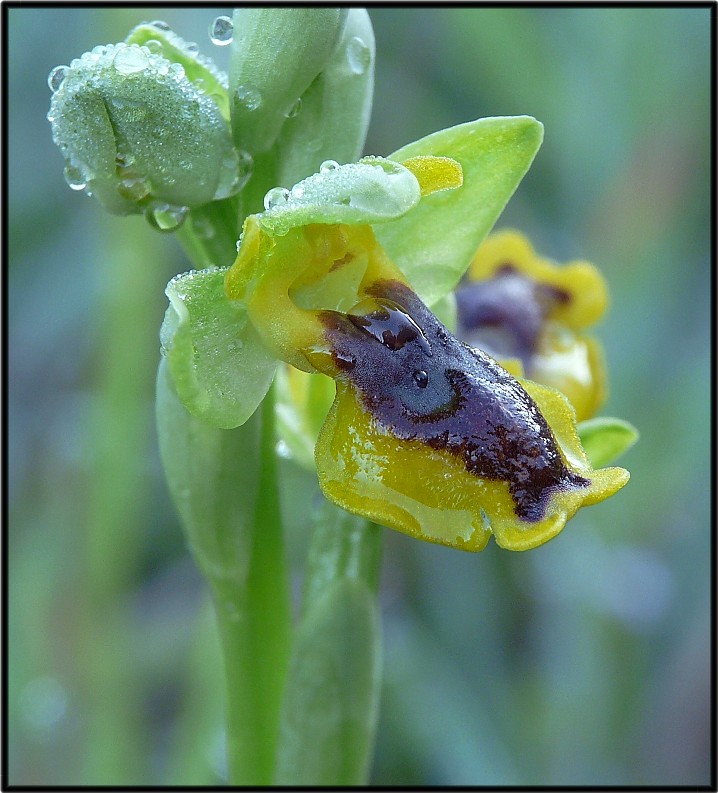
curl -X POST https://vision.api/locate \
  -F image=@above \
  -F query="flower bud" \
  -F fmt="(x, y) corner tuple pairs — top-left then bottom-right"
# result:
(48, 36), (243, 224)
(229, 8), (348, 154)
(275, 9), (375, 189)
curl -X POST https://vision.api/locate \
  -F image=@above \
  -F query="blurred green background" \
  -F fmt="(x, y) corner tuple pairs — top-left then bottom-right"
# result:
(8, 6), (712, 786)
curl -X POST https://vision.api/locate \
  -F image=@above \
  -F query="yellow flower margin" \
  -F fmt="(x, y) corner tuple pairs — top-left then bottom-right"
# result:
(226, 158), (629, 552)
(468, 230), (608, 420)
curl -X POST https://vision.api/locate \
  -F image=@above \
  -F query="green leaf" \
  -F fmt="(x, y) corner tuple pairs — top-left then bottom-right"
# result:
(156, 367), (292, 784)
(578, 417), (639, 467)
(275, 504), (382, 785)
(160, 267), (276, 428)
(274, 578), (380, 785)
(258, 157), (420, 237)
(229, 8), (347, 154)
(275, 8), (375, 188)
(155, 358), (260, 587)
(378, 115), (544, 305)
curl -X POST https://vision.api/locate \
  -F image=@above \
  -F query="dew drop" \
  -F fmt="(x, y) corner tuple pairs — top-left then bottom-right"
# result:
(146, 203), (189, 232)
(115, 151), (135, 169)
(209, 15), (234, 45)
(48, 65), (69, 93)
(214, 150), (253, 200)
(319, 159), (340, 174)
(290, 185), (305, 200)
(284, 97), (302, 118)
(117, 177), (151, 202)
(413, 370), (429, 388)
(63, 164), (86, 191)
(235, 85), (262, 112)
(143, 38), (163, 55)
(263, 187), (290, 210)
(346, 36), (371, 75)
(149, 20), (171, 31)
(169, 62), (186, 80)
(185, 41), (200, 55)
(113, 46), (149, 75)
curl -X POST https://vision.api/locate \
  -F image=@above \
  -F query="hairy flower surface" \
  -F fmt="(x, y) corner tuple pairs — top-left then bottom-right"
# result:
(457, 230), (608, 420)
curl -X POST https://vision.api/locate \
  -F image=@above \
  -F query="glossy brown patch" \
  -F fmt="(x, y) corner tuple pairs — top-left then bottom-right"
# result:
(320, 280), (588, 522)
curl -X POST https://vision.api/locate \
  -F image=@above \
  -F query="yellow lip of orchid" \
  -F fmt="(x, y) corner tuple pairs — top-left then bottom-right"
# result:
(459, 229), (609, 421)
(312, 274), (627, 552)
(225, 185), (628, 552)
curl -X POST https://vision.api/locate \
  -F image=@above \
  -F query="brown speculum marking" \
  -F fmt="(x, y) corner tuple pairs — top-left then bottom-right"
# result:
(320, 279), (588, 522)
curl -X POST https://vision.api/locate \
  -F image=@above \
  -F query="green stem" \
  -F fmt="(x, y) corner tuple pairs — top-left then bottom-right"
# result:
(213, 384), (292, 785)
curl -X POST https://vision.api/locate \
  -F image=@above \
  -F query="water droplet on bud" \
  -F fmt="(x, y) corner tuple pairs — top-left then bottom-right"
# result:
(413, 370), (429, 388)
(63, 164), (87, 191)
(48, 65), (69, 93)
(117, 177), (151, 202)
(263, 187), (290, 210)
(146, 204), (189, 232)
(113, 46), (149, 75)
(169, 62), (186, 80)
(346, 36), (371, 75)
(319, 160), (340, 174)
(284, 97), (302, 118)
(115, 151), (135, 169)
(143, 39), (163, 55)
(209, 16), (234, 45)
(235, 85), (262, 111)
(149, 20), (171, 31)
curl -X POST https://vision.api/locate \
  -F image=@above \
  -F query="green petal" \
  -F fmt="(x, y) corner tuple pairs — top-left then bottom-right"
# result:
(378, 116), (544, 305)
(160, 268), (276, 428)
(258, 157), (421, 236)
(578, 417), (639, 468)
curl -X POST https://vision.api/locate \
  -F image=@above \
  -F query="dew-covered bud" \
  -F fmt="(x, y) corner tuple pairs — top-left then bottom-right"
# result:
(48, 35), (245, 221)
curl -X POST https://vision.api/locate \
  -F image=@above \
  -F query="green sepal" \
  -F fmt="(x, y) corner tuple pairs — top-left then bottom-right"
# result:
(275, 8), (375, 189)
(125, 21), (230, 120)
(229, 8), (347, 154)
(578, 417), (639, 468)
(378, 116), (544, 305)
(160, 267), (276, 429)
(258, 157), (421, 237)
